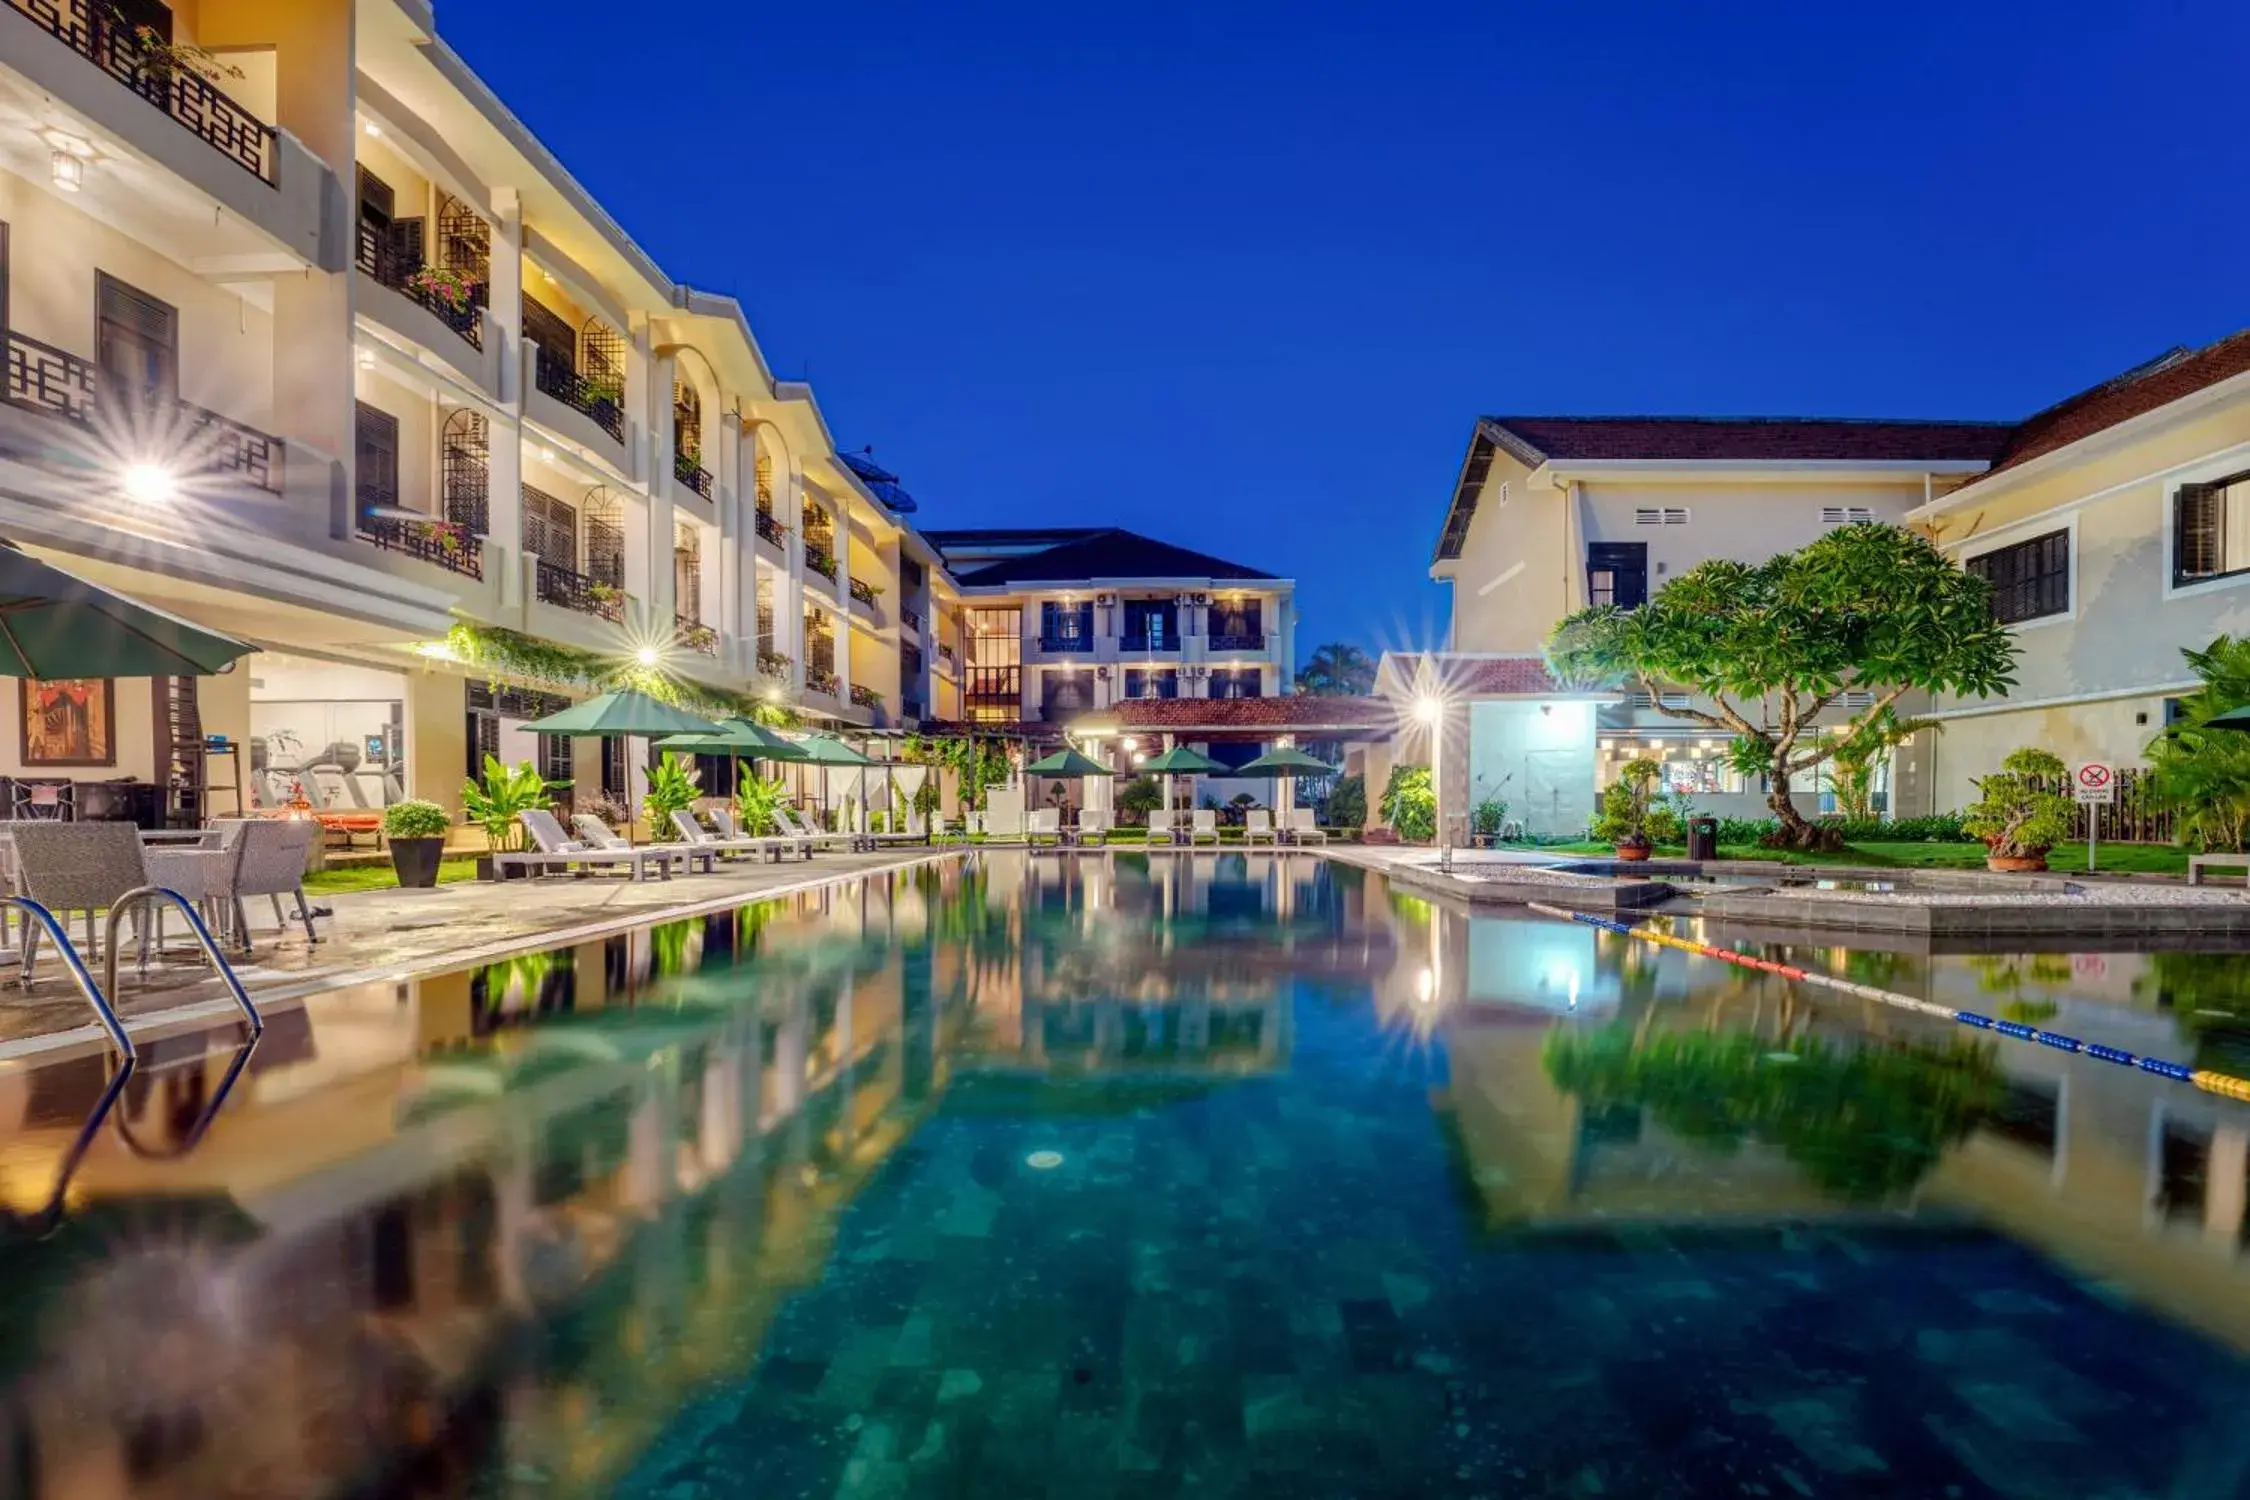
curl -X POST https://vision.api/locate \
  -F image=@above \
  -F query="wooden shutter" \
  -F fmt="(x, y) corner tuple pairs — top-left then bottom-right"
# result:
(96, 273), (177, 400)
(2177, 482), (2219, 582)
(354, 402), (400, 504)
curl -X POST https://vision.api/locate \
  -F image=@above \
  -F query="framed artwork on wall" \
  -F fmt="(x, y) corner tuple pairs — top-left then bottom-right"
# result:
(21, 678), (116, 767)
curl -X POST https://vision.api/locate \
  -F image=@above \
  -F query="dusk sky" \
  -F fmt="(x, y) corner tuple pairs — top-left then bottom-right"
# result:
(442, 0), (2248, 660)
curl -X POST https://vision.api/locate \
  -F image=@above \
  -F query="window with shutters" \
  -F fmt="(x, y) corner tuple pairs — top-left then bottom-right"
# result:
(1966, 529), (2070, 625)
(96, 273), (177, 403)
(1820, 506), (1875, 526)
(1633, 507), (1689, 526)
(521, 485), (578, 568)
(354, 402), (400, 510)
(2173, 470), (2250, 588)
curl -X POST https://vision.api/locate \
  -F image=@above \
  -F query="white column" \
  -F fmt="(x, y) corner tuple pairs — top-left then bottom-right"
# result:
(783, 462), (807, 693)
(834, 502), (853, 707)
(1276, 591), (1296, 697)
(486, 188), (525, 609)
(716, 413), (743, 667)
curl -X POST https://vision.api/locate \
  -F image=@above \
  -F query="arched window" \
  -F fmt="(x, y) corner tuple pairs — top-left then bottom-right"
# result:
(582, 486), (625, 591)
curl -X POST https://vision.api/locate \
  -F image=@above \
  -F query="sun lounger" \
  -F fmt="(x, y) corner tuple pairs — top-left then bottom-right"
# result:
(1026, 808), (1061, 847)
(572, 813), (715, 874)
(1244, 810), (1278, 846)
(773, 807), (858, 854)
(1148, 809), (1180, 846)
(1287, 808), (1330, 845)
(983, 804), (1025, 842)
(1189, 809), (1220, 846)
(712, 806), (809, 859)
(670, 809), (782, 862)
(494, 809), (678, 880)
(1076, 809), (1112, 846)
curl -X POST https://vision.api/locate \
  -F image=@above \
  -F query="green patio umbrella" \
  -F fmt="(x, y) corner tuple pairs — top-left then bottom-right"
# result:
(523, 690), (721, 843)
(2208, 704), (2250, 731)
(1023, 747), (1115, 777)
(788, 732), (877, 829)
(1230, 745), (1336, 830)
(0, 547), (254, 677)
(1139, 744), (1228, 815)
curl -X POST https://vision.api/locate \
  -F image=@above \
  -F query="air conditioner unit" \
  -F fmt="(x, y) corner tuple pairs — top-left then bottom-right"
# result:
(1174, 592), (1190, 606)
(1192, 593), (1208, 606)
(1096, 592), (1115, 607)
(1096, 666), (1110, 680)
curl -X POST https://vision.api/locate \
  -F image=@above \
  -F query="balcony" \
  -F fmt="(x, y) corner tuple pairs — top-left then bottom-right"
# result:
(903, 644), (923, 676)
(755, 507), (787, 548)
(900, 605), (924, 633)
(1039, 635), (1093, 654)
(534, 558), (625, 623)
(805, 544), (837, 583)
(6, 0), (278, 184)
(675, 615), (717, 655)
(356, 223), (483, 351)
(1120, 633), (1181, 653)
(532, 351), (624, 443)
(357, 488), (482, 580)
(848, 577), (879, 610)
(1209, 633), (1267, 653)
(4, 329), (284, 494)
(673, 449), (714, 501)
(937, 642), (956, 673)
(757, 648), (791, 680)
(849, 684), (882, 711)
(805, 666), (840, 697)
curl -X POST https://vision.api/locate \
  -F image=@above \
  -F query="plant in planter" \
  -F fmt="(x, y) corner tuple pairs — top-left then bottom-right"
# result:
(580, 373), (625, 408)
(405, 265), (481, 314)
(1472, 796), (1510, 846)
(1960, 747), (2074, 872)
(381, 800), (452, 888)
(1378, 765), (1435, 843)
(1590, 758), (1681, 861)
(641, 751), (702, 831)
(734, 771), (789, 835)
(579, 791), (631, 832)
(461, 756), (557, 875)
(104, 6), (244, 84)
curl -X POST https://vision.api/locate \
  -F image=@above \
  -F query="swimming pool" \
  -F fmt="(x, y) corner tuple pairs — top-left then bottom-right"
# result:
(4, 852), (2248, 1497)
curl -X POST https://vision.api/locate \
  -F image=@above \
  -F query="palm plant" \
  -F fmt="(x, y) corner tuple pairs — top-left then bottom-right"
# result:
(641, 751), (701, 828)
(1294, 642), (1377, 697)
(2146, 635), (2250, 852)
(460, 756), (557, 852)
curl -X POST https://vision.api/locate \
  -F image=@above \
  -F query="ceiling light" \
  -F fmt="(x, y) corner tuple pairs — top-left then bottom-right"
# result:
(50, 152), (84, 192)
(122, 463), (177, 505)
(363, 121), (383, 137)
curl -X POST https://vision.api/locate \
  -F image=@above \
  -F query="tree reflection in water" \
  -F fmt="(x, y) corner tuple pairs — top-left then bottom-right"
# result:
(1543, 1025), (2003, 1202)
(2136, 951), (2250, 1074)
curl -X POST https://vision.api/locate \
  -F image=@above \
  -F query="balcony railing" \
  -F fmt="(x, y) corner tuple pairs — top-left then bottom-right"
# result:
(903, 644), (923, 675)
(673, 450), (714, 500)
(675, 614), (717, 655)
(805, 666), (840, 697)
(848, 577), (878, 608)
(8, 0), (278, 183)
(532, 352), (625, 443)
(757, 649), (791, 679)
(358, 489), (483, 580)
(1209, 633), (1267, 652)
(805, 545), (837, 582)
(533, 557), (625, 622)
(1039, 635), (1093, 653)
(355, 222), (483, 350)
(900, 605), (924, 633)
(937, 642), (957, 670)
(1119, 633), (1180, 653)
(755, 507), (787, 547)
(4, 329), (284, 493)
(849, 684), (882, 711)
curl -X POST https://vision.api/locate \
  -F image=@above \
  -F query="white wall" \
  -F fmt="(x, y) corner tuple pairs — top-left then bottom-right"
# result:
(1468, 700), (1596, 837)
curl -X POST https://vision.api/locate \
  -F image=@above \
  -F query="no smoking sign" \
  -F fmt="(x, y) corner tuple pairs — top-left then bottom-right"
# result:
(2074, 762), (2115, 804)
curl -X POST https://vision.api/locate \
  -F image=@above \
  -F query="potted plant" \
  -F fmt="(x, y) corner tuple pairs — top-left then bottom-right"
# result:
(1472, 796), (1509, 847)
(405, 265), (481, 314)
(382, 799), (451, 889)
(641, 751), (701, 834)
(735, 772), (788, 835)
(461, 755), (556, 879)
(1591, 758), (1681, 861)
(1961, 747), (2075, 872)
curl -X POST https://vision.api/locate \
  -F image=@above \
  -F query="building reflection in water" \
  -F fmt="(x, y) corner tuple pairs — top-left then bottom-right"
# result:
(0, 852), (1376, 1499)
(1394, 896), (2250, 1353)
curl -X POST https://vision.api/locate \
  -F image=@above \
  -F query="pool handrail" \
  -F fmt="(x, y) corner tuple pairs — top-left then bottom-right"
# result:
(102, 886), (264, 1041)
(5, 894), (135, 1062)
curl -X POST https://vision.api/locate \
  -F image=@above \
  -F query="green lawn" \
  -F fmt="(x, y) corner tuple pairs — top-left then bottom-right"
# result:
(303, 858), (481, 896)
(1543, 839), (2192, 876)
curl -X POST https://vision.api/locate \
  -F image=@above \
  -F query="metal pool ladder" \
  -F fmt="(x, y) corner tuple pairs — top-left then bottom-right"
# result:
(38, 887), (266, 1063)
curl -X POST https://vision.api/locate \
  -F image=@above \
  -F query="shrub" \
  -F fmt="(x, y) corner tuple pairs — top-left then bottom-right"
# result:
(642, 751), (702, 828)
(382, 799), (451, 840)
(1117, 775), (1163, 825)
(578, 792), (631, 830)
(1960, 748), (2074, 860)
(1326, 773), (1366, 829)
(1710, 812), (1971, 846)
(1379, 766), (1434, 842)
(1472, 796), (1509, 837)
(1591, 760), (1677, 847)
(2145, 635), (2250, 852)
(460, 756), (557, 852)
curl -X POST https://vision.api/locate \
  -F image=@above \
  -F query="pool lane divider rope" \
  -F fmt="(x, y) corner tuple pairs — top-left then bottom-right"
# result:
(1524, 902), (2250, 1107)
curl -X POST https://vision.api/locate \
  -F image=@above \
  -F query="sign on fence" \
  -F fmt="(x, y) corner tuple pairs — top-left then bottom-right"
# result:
(2073, 762), (2116, 805)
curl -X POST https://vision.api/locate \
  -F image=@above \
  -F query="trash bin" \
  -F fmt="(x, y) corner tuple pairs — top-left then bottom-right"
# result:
(1686, 815), (1719, 862)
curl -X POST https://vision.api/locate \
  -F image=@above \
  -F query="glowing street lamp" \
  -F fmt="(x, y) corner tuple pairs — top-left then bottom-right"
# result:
(122, 463), (177, 505)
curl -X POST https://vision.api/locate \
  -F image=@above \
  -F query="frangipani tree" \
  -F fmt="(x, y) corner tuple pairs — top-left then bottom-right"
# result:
(1547, 524), (2016, 849)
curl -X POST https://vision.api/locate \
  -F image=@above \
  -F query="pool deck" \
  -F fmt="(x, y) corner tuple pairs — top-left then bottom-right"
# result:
(0, 845), (964, 1063)
(1327, 844), (2250, 940)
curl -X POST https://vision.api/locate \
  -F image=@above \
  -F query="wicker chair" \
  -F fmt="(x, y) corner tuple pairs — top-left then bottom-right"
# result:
(143, 819), (249, 952)
(229, 818), (320, 948)
(5, 822), (153, 983)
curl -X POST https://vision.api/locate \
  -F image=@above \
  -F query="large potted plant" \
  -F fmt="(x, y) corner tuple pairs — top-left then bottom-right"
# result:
(382, 800), (451, 889)
(1590, 758), (1681, 861)
(461, 756), (556, 879)
(642, 751), (702, 834)
(1961, 747), (2074, 872)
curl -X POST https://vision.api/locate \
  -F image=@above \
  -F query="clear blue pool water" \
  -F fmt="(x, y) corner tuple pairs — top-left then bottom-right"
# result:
(4, 852), (2249, 1498)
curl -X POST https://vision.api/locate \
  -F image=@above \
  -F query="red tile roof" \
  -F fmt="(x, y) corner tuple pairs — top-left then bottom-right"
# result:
(1444, 656), (1571, 696)
(1482, 416), (2014, 465)
(1974, 328), (2250, 482)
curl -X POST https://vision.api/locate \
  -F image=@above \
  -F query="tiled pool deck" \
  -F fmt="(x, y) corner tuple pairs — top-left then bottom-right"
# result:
(0, 846), (961, 1060)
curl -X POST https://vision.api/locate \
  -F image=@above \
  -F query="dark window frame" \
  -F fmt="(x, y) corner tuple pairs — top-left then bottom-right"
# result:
(2173, 470), (2250, 590)
(1966, 528), (2070, 626)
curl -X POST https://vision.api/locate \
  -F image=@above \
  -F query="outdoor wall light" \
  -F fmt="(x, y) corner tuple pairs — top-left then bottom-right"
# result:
(122, 463), (177, 505)
(50, 151), (84, 192)
(635, 645), (661, 668)
(1413, 695), (1442, 725)
(364, 120), (383, 137)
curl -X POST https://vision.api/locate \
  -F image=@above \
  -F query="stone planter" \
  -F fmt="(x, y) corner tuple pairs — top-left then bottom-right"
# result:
(1614, 842), (1653, 863)
(389, 837), (445, 889)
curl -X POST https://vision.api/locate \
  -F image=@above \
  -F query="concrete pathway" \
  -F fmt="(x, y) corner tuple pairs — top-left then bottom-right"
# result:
(0, 846), (962, 1062)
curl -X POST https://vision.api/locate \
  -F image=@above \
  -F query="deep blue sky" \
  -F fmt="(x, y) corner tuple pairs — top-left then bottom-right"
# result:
(441, 0), (2247, 659)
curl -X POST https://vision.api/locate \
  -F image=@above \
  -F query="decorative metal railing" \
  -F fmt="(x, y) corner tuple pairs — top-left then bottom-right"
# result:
(8, 0), (278, 183)
(673, 449), (714, 499)
(1120, 632), (1180, 653)
(937, 642), (956, 670)
(533, 557), (625, 622)
(755, 507), (787, 547)
(900, 605), (924, 632)
(1209, 633), (1267, 652)
(4, 329), (283, 493)
(805, 667), (840, 697)
(805, 544), (837, 582)
(532, 351), (624, 442)
(848, 577), (879, 608)
(849, 684), (882, 710)
(359, 507), (484, 580)
(903, 644), (923, 675)
(355, 221), (483, 349)
(675, 614), (717, 655)
(1039, 634), (1094, 653)
(757, 649), (791, 679)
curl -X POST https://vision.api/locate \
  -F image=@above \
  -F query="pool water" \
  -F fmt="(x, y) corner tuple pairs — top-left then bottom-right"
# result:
(4, 852), (2250, 1499)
